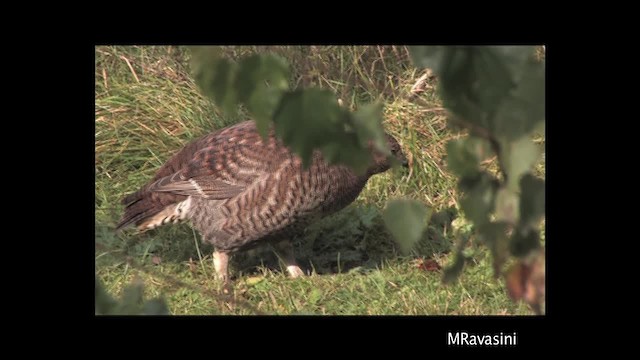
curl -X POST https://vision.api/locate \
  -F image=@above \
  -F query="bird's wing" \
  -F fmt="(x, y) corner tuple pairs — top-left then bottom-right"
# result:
(146, 171), (247, 199)
(142, 120), (292, 200)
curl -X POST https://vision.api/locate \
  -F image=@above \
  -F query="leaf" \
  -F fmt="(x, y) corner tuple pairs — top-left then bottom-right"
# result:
(248, 86), (284, 138)
(459, 172), (498, 225)
(261, 55), (290, 91)
(417, 46), (543, 141)
(142, 298), (170, 315)
(477, 222), (510, 276)
(358, 206), (379, 228)
(412, 46), (545, 142)
(191, 47), (239, 114)
(273, 89), (371, 173)
(352, 102), (389, 155)
(492, 52), (545, 140)
(466, 136), (494, 163)
(408, 46), (446, 73)
(273, 89), (341, 167)
(417, 258), (442, 272)
(440, 47), (518, 122)
(382, 199), (431, 255)
(235, 54), (290, 138)
(446, 139), (479, 178)
(520, 174), (545, 228)
(320, 136), (371, 174)
(234, 55), (262, 103)
(510, 227), (540, 258)
(501, 136), (540, 191)
(95, 277), (118, 315)
(235, 54), (289, 101)
(495, 187), (520, 224)
(117, 281), (145, 315)
(505, 249), (545, 314)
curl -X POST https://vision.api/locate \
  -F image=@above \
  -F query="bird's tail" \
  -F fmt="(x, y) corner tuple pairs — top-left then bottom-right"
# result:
(116, 190), (191, 232)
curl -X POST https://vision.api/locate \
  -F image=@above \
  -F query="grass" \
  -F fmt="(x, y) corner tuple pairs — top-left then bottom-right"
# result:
(95, 45), (543, 315)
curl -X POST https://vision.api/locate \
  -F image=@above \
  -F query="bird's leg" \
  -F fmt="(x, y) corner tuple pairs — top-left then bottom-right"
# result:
(275, 240), (305, 278)
(213, 250), (230, 283)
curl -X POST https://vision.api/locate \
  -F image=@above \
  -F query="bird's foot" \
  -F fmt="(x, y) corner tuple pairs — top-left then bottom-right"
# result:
(286, 265), (305, 278)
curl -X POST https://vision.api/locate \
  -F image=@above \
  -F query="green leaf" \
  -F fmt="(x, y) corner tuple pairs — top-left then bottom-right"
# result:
(510, 227), (540, 258)
(189, 46), (221, 68)
(358, 206), (379, 228)
(520, 174), (545, 228)
(352, 102), (388, 154)
(466, 136), (494, 163)
(118, 281), (145, 315)
(192, 53), (239, 114)
(320, 137), (371, 175)
(235, 54), (290, 137)
(142, 298), (170, 315)
(261, 55), (290, 91)
(419, 46), (543, 141)
(274, 89), (342, 167)
(382, 199), (431, 255)
(273, 89), (372, 172)
(234, 55), (262, 103)
(495, 187), (520, 224)
(440, 47), (518, 121)
(95, 277), (118, 315)
(212, 60), (238, 114)
(249, 86), (284, 138)
(477, 222), (510, 276)
(446, 139), (479, 178)
(446, 136), (494, 179)
(408, 46), (446, 73)
(492, 52), (545, 140)
(443, 221), (473, 284)
(459, 172), (498, 225)
(501, 136), (540, 190)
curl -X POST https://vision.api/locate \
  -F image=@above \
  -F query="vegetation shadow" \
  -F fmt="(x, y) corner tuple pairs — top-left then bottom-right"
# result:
(231, 205), (458, 277)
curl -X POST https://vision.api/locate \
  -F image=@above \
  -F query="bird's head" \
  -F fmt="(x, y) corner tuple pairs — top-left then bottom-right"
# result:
(367, 133), (408, 176)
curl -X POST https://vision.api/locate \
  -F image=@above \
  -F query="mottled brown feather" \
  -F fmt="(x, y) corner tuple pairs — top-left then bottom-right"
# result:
(117, 120), (406, 255)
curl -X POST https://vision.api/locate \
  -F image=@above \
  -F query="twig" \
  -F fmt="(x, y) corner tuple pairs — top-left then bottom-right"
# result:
(409, 69), (435, 99)
(419, 107), (446, 113)
(376, 46), (390, 74)
(102, 68), (108, 89)
(120, 56), (140, 83)
(409, 73), (430, 98)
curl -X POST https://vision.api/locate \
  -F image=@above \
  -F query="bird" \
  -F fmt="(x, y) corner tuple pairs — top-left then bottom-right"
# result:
(116, 120), (407, 282)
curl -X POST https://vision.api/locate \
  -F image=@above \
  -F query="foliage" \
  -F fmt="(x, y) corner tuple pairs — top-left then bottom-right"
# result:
(409, 46), (545, 313)
(191, 49), (388, 173)
(95, 276), (169, 315)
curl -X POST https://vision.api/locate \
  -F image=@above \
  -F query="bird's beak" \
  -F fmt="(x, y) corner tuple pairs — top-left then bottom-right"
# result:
(393, 153), (409, 169)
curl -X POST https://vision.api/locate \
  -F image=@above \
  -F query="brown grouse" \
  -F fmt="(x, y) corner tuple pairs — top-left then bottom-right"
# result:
(117, 120), (407, 281)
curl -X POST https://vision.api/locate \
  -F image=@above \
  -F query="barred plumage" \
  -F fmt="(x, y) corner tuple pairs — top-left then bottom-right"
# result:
(117, 120), (406, 281)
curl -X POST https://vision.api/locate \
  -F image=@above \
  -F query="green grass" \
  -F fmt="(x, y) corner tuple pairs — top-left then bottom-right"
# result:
(95, 45), (542, 315)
